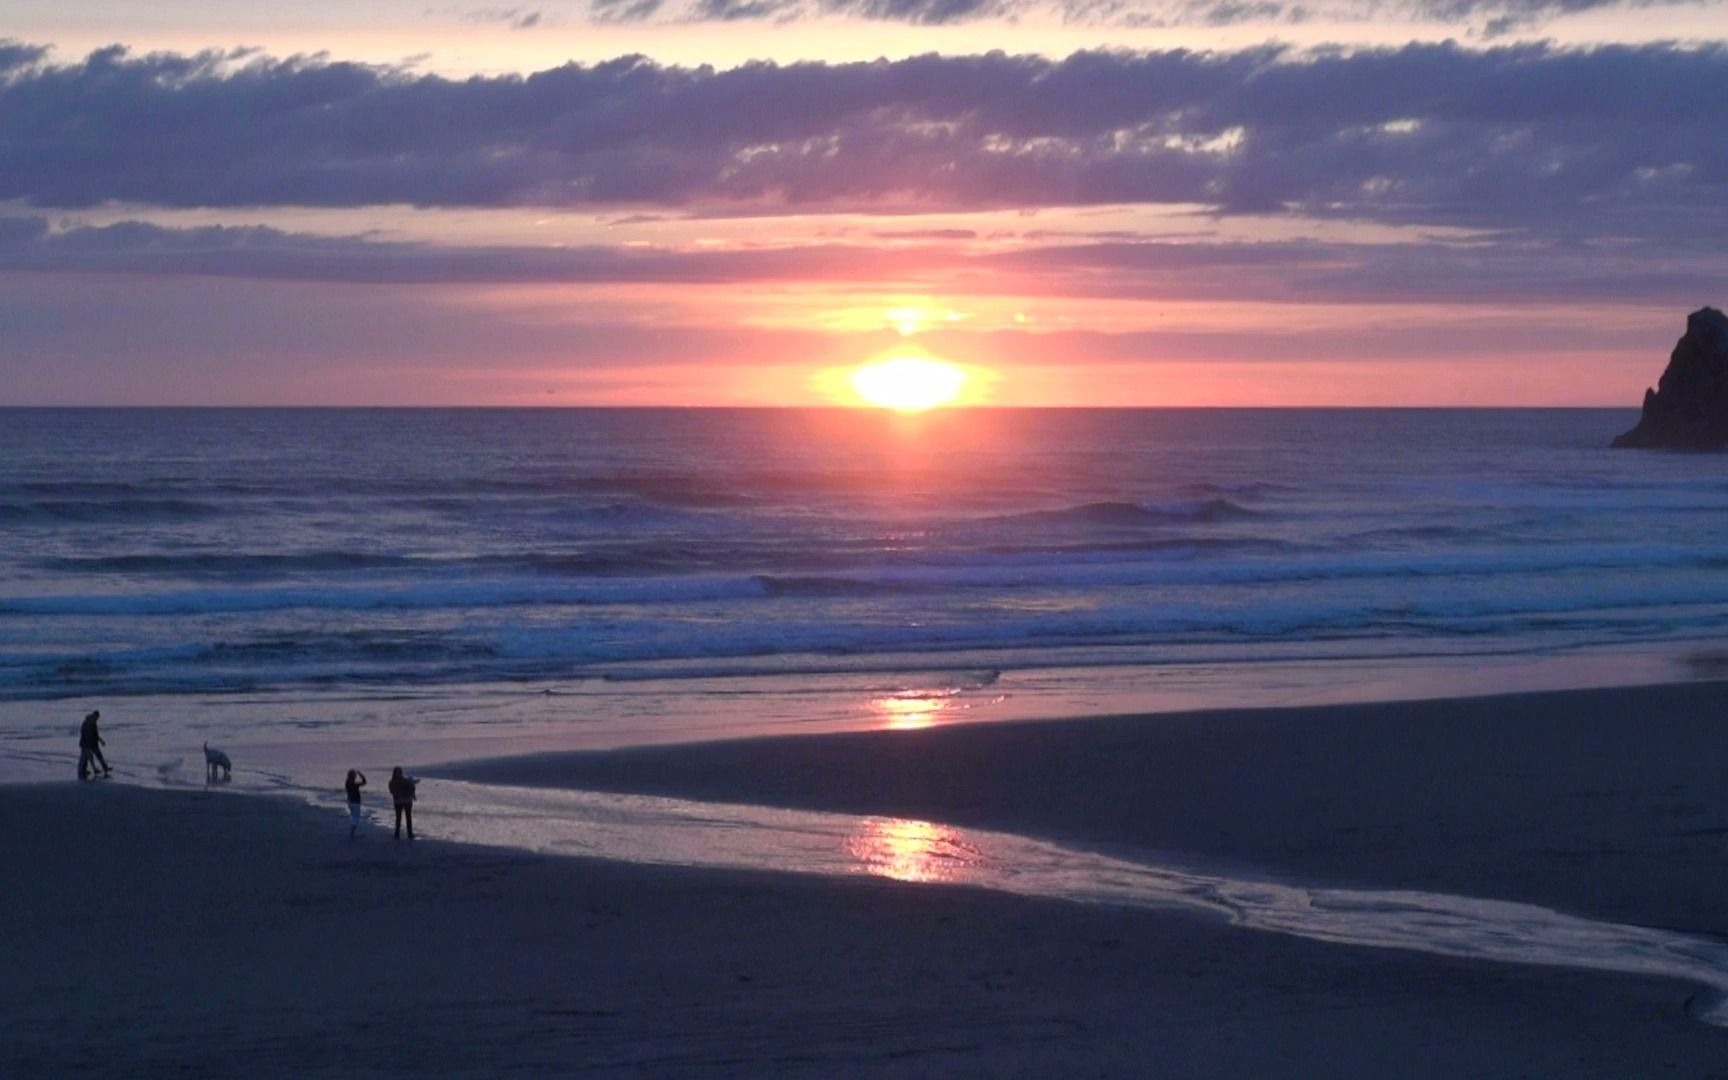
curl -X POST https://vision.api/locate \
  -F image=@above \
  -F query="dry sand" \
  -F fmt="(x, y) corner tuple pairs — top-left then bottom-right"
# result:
(7, 682), (1728, 1076)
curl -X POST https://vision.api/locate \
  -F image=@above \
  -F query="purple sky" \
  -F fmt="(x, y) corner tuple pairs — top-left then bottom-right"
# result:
(2, 7), (1725, 404)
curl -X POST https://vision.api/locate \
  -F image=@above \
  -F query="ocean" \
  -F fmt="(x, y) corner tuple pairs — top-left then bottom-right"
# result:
(2, 406), (1724, 782)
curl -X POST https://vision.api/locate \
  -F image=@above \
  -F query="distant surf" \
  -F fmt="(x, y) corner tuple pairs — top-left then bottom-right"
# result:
(8, 406), (1727, 708)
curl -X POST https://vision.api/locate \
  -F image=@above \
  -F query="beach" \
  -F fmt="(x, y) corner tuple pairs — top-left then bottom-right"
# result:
(8, 682), (1728, 1076)
(443, 680), (1728, 931)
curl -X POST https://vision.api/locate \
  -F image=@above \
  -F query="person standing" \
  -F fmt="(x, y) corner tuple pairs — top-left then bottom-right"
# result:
(78, 710), (111, 779)
(387, 766), (418, 840)
(344, 769), (368, 839)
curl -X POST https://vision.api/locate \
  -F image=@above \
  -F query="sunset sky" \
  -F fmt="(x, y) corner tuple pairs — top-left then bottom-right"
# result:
(2, 2), (1725, 405)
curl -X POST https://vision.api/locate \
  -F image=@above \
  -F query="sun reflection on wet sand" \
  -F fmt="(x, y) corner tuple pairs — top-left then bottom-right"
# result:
(872, 693), (950, 730)
(844, 817), (982, 883)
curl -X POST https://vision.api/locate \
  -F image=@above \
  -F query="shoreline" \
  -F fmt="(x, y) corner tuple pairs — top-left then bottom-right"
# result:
(4, 635), (1724, 790)
(435, 678), (1728, 932)
(7, 779), (1728, 1076)
(10, 679), (1728, 1073)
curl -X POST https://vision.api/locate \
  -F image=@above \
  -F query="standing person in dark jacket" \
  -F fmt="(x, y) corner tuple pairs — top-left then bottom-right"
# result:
(344, 769), (367, 839)
(78, 710), (111, 779)
(388, 766), (418, 840)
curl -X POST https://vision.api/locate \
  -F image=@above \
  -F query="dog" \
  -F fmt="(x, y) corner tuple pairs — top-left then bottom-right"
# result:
(203, 741), (232, 781)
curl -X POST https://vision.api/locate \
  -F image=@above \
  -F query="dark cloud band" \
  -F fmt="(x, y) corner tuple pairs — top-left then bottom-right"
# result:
(3, 214), (1722, 307)
(1, 40), (1724, 238)
(605, 0), (1701, 27)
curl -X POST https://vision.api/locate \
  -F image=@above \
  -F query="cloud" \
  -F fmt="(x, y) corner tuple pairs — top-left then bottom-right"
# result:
(4, 213), (1723, 308)
(606, 213), (680, 225)
(0, 42), (1724, 243)
(455, 7), (552, 28)
(591, 0), (669, 20)
(688, 0), (800, 18)
(1412, 0), (1687, 35)
(0, 39), (50, 76)
(0, 265), (1682, 406)
(0, 269), (921, 404)
(682, 0), (1009, 20)
(617, 0), (1705, 27)
(820, 0), (1009, 22)
(1185, 0), (1310, 25)
(869, 228), (980, 240)
(0, 215), (930, 284)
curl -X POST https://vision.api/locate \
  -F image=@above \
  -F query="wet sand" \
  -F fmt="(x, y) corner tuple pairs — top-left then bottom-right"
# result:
(8, 682), (1728, 1075)
(443, 680), (1728, 932)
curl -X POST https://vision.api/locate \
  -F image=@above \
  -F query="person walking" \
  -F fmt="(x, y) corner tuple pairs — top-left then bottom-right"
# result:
(78, 710), (111, 779)
(344, 769), (368, 839)
(387, 766), (418, 840)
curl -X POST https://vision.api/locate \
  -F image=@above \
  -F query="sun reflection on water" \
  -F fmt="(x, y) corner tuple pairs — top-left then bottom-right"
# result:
(844, 817), (983, 883)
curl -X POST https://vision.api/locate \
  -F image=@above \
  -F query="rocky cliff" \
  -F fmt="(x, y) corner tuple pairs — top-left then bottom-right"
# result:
(1613, 307), (1728, 449)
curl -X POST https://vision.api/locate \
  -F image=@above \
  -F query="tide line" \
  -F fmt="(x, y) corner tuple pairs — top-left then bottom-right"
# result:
(403, 778), (1728, 1026)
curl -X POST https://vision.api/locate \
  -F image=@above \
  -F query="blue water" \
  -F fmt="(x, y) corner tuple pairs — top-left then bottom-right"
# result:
(5, 406), (1728, 708)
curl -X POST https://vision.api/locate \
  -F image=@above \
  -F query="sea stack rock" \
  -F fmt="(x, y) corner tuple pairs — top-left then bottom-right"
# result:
(1613, 307), (1728, 449)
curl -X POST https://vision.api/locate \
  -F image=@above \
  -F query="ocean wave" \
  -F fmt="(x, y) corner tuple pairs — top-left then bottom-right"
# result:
(5, 407), (1725, 705)
(0, 576), (772, 617)
(1342, 525), (1505, 545)
(753, 575), (930, 598)
(0, 498), (224, 524)
(356, 472), (767, 509)
(6, 472), (769, 511)
(37, 545), (847, 581)
(15, 481), (154, 497)
(976, 536), (1306, 559)
(750, 540), (1307, 595)
(40, 551), (420, 576)
(981, 498), (1260, 530)
(1174, 481), (1293, 499)
(11, 541), (1728, 617)
(9, 583), (1728, 700)
(195, 631), (502, 666)
(0, 631), (518, 698)
(571, 474), (763, 509)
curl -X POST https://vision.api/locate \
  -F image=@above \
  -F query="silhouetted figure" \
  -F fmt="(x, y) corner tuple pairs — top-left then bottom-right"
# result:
(203, 741), (232, 782)
(78, 710), (110, 780)
(345, 769), (367, 839)
(388, 766), (418, 840)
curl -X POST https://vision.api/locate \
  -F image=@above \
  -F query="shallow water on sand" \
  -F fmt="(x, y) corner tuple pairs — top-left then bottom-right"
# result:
(353, 777), (1728, 1028)
(103, 745), (1728, 1031)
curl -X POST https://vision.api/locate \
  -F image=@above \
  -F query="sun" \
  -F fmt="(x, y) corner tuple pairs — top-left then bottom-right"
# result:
(849, 355), (970, 412)
(809, 348), (993, 409)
